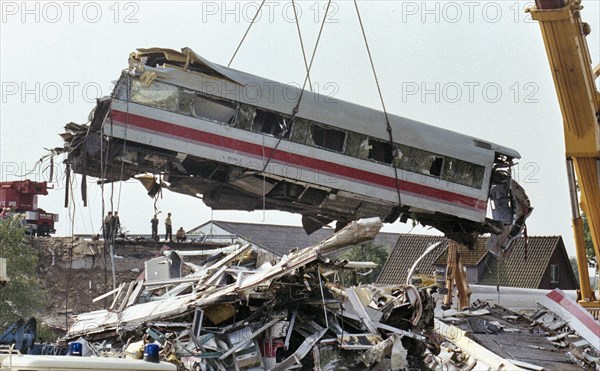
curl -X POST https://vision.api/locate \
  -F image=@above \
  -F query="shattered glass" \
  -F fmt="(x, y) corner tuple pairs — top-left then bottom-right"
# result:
(291, 118), (310, 144)
(130, 79), (179, 112)
(396, 145), (442, 177)
(236, 104), (256, 131)
(444, 157), (485, 188)
(177, 89), (194, 116)
(344, 132), (367, 158)
(112, 75), (130, 101)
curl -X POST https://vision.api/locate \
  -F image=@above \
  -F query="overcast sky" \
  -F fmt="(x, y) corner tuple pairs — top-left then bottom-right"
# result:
(1, 1), (599, 257)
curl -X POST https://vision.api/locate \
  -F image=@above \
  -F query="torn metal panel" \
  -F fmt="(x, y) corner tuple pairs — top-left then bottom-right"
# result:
(359, 335), (394, 367)
(269, 328), (327, 371)
(390, 335), (408, 371)
(434, 319), (525, 370)
(345, 287), (378, 334)
(538, 289), (600, 352)
(145, 251), (182, 282)
(337, 333), (383, 350)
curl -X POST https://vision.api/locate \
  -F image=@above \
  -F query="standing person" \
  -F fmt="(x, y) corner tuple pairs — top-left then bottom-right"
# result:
(165, 213), (173, 242)
(103, 211), (112, 240)
(113, 212), (121, 238)
(151, 215), (159, 241)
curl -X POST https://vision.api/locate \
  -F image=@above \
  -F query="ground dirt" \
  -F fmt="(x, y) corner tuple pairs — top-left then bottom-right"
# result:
(30, 237), (157, 331)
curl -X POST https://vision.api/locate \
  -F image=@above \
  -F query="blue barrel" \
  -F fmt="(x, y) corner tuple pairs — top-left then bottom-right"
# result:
(143, 343), (160, 363)
(68, 342), (82, 356)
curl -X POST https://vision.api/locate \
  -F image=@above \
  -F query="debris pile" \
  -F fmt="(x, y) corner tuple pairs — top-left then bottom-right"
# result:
(433, 298), (600, 369)
(60, 218), (441, 370)
(531, 289), (600, 367)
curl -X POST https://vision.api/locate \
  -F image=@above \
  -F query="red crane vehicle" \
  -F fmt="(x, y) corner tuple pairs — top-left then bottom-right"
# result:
(0, 180), (58, 236)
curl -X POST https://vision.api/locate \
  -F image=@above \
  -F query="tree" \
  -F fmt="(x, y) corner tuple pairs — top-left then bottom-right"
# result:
(582, 214), (597, 268)
(0, 217), (46, 328)
(334, 242), (389, 285)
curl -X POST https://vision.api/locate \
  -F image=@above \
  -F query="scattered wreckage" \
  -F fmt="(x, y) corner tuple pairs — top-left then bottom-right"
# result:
(58, 47), (531, 253)
(3, 219), (597, 370)
(57, 218), (443, 370)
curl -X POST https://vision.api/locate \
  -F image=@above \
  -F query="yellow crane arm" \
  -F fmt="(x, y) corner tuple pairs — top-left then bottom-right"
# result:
(528, 0), (600, 311)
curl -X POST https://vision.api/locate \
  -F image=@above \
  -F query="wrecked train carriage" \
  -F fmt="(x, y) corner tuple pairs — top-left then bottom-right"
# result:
(62, 47), (531, 250)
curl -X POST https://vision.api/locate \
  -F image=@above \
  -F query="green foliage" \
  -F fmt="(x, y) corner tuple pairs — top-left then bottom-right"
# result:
(37, 323), (61, 344)
(582, 214), (597, 268)
(0, 217), (46, 328)
(334, 242), (389, 285)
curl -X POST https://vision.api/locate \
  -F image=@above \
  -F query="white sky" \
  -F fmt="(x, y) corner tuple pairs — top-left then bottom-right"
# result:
(1, 1), (599, 258)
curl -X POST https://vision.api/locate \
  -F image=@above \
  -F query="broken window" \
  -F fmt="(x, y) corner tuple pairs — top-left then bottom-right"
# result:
(368, 139), (395, 164)
(290, 118), (310, 144)
(309, 124), (346, 152)
(130, 79), (179, 111)
(193, 94), (237, 124)
(236, 104), (256, 131)
(177, 89), (194, 116)
(345, 132), (368, 159)
(251, 109), (290, 138)
(396, 145), (444, 178)
(443, 157), (485, 188)
(112, 75), (129, 101)
(550, 264), (559, 283)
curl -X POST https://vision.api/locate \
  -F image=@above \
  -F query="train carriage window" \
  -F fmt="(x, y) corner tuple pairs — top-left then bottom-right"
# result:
(291, 118), (310, 144)
(193, 94), (237, 124)
(252, 109), (290, 138)
(443, 158), (485, 188)
(130, 79), (179, 111)
(237, 104), (255, 131)
(368, 139), (395, 164)
(177, 89), (194, 116)
(112, 75), (129, 100)
(345, 132), (368, 158)
(396, 145), (444, 177)
(309, 124), (346, 152)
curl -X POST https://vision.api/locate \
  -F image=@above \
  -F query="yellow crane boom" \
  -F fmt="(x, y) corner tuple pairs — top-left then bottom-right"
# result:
(528, 0), (600, 315)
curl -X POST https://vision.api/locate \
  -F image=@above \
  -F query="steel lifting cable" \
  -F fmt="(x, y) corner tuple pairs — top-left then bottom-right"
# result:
(353, 0), (402, 209)
(228, 0), (267, 67)
(260, 0), (332, 175)
(116, 77), (131, 214)
(99, 94), (112, 306)
(65, 169), (77, 332)
(292, 0), (313, 91)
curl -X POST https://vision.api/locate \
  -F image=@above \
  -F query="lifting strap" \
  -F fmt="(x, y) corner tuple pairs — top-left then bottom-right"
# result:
(260, 0), (332, 174)
(353, 0), (402, 208)
(292, 0), (313, 91)
(228, 1), (267, 67)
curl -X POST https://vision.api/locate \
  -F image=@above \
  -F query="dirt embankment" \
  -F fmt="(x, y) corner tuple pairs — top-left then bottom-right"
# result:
(30, 237), (160, 331)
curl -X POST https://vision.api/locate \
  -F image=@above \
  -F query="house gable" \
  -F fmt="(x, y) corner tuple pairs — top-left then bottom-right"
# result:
(378, 234), (577, 290)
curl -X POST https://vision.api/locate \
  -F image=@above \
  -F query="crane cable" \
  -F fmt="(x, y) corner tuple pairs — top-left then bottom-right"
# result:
(228, 0), (267, 67)
(292, 0), (313, 92)
(353, 0), (402, 209)
(260, 0), (332, 175)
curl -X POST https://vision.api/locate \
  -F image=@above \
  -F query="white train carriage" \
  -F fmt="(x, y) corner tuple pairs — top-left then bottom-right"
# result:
(86, 48), (530, 250)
